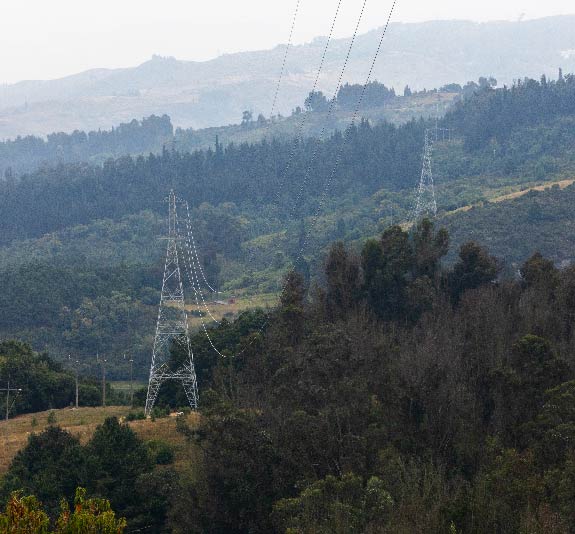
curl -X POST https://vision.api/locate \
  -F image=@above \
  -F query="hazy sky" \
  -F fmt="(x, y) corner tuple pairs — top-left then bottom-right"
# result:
(1, 0), (574, 84)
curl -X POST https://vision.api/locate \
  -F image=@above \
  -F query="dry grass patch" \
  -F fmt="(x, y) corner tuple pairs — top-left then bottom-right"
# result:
(0, 406), (200, 475)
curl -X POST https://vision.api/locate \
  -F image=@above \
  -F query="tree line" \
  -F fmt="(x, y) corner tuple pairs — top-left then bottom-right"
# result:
(0, 114), (173, 176)
(446, 70), (575, 150)
(6, 221), (575, 531)
(173, 221), (575, 532)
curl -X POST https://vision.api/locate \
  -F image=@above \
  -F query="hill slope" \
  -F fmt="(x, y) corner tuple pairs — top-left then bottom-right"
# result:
(1, 16), (575, 137)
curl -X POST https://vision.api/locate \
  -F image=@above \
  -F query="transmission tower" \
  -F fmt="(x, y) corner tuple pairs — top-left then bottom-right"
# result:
(412, 127), (453, 221)
(412, 129), (437, 221)
(145, 190), (199, 416)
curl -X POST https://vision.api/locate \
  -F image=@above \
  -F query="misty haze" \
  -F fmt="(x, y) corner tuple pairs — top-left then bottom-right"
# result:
(0, 1), (574, 532)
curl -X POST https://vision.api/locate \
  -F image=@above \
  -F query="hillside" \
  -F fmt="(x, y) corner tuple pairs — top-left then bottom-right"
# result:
(1, 73), (575, 377)
(1, 16), (575, 138)
(4, 36), (575, 531)
(0, 407), (199, 475)
(0, 89), (457, 176)
(442, 179), (575, 269)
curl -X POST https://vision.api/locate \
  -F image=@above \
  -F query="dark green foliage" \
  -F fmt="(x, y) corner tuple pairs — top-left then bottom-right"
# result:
(1, 417), (158, 528)
(1, 427), (87, 516)
(133, 468), (179, 533)
(278, 270), (306, 342)
(521, 252), (559, 288)
(0, 119), (425, 246)
(495, 335), (569, 446)
(304, 91), (330, 112)
(86, 417), (153, 517)
(150, 442), (175, 465)
(446, 73), (575, 150)
(161, 227), (575, 533)
(272, 473), (393, 533)
(7, 226), (575, 531)
(0, 341), (101, 416)
(0, 114), (173, 175)
(361, 220), (448, 321)
(125, 411), (146, 422)
(336, 81), (396, 111)
(182, 403), (296, 533)
(322, 241), (361, 321)
(449, 241), (500, 302)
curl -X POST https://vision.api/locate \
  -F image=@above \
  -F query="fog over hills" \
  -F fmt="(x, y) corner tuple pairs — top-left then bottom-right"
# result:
(1, 15), (575, 139)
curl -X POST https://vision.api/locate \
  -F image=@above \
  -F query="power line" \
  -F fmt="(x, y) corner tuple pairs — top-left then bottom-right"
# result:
(183, 200), (220, 294)
(238, 0), (362, 281)
(244, 0), (399, 352)
(179, 210), (231, 359)
(288, 0), (370, 219)
(178, 206), (222, 325)
(184, 0), (400, 360)
(266, 0), (302, 122)
(298, 0), (398, 251)
(242, 0), (344, 273)
(243, 0), (366, 283)
(177, 0), (345, 332)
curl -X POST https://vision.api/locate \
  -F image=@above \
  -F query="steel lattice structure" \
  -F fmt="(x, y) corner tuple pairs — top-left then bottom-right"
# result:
(412, 127), (452, 222)
(412, 128), (438, 221)
(145, 190), (198, 416)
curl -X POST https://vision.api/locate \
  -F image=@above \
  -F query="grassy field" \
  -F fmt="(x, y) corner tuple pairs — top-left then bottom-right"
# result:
(444, 177), (575, 217)
(110, 381), (147, 393)
(187, 292), (278, 329)
(0, 406), (200, 475)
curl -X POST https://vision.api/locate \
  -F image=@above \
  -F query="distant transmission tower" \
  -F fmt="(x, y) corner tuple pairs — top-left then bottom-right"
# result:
(412, 129), (437, 220)
(145, 190), (199, 416)
(412, 127), (452, 221)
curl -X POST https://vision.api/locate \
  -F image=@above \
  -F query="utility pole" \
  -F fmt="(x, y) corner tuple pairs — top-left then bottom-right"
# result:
(124, 353), (135, 406)
(69, 355), (79, 409)
(97, 353), (107, 407)
(0, 382), (22, 421)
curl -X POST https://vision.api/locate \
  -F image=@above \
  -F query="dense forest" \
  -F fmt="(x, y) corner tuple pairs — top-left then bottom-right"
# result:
(0, 114), (173, 176)
(0, 118), (424, 244)
(1, 72), (575, 377)
(0, 80), (448, 179)
(446, 70), (575, 149)
(5, 221), (575, 532)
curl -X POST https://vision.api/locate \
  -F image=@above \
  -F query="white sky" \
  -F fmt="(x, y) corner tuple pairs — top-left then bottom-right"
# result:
(0, 0), (574, 84)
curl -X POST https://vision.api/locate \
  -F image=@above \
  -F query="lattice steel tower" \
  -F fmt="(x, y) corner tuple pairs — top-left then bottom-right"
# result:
(413, 128), (438, 221)
(145, 190), (199, 416)
(412, 127), (453, 222)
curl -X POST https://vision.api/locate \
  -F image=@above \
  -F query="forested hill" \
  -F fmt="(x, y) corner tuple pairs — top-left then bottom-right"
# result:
(2, 71), (575, 247)
(2, 72), (575, 371)
(0, 119), (425, 245)
(0, 80), (456, 177)
(445, 70), (575, 150)
(0, 114), (173, 176)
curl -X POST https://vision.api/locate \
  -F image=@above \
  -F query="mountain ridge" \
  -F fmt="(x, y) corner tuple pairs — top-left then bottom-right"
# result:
(1, 16), (575, 138)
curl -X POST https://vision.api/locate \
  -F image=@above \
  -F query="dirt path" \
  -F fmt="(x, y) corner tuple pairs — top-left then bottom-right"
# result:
(445, 178), (575, 217)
